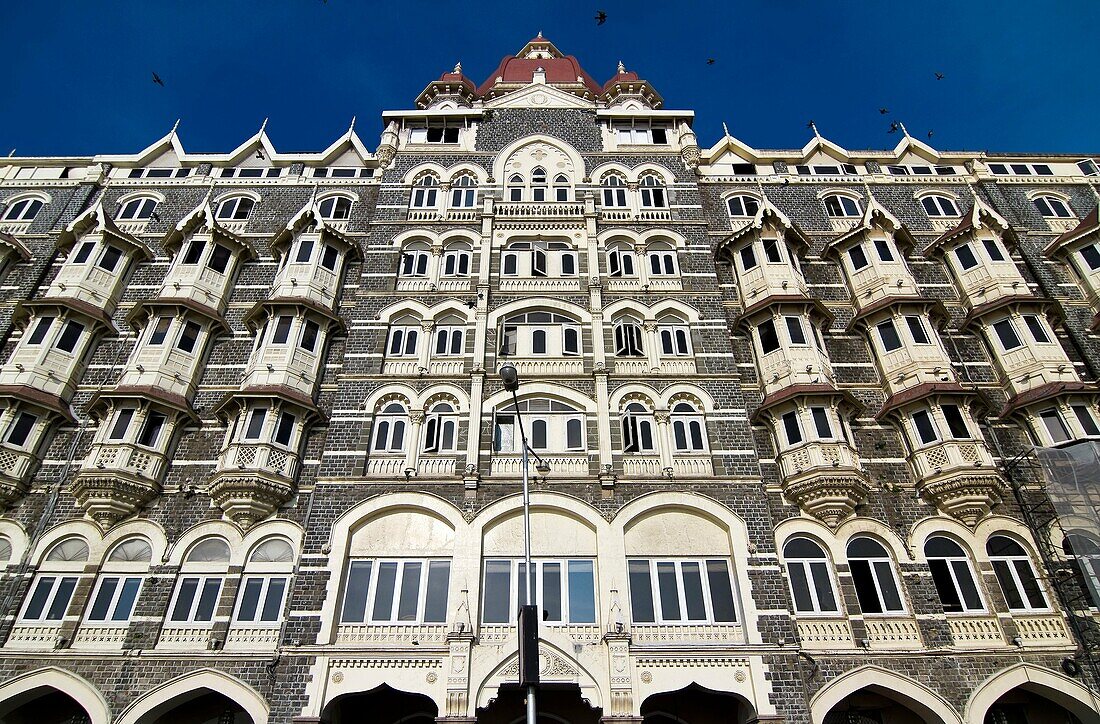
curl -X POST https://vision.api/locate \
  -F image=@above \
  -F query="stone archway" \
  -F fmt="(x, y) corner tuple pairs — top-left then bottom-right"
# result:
(321, 684), (438, 724)
(475, 683), (602, 724)
(0, 688), (93, 724)
(811, 666), (961, 724)
(640, 684), (756, 724)
(980, 687), (1095, 724)
(966, 664), (1100, 724)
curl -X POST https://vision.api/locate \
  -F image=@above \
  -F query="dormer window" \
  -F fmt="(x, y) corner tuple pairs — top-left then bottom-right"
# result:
(319, 195), (353, 220)
(215, 196), (255, 221)
(117, 196), (158, 221)
(601, 175), (628, 207)
(411, 175), (440, 208)
(2, 197), (44, 222)
(1078, 159), (1099, 177)
(887, 165), (955, 176)
(823, 194), (861, 218)
(613, 122), (668, 145)
(726, 195), (760, 218)
(313, 167), (372, 179)
(126, 168), (191, 179)
(796, 164), (858, 176)
(181, 238), (233, 273)
(409, 123), (460, 144)
(988, 163), (1053, 176)
(1033, 195), (1073, 218)
(220, 168), (282, 179)
(920, 195), (960, 217)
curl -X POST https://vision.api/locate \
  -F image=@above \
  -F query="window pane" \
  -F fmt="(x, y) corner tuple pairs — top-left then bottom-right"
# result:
(785, 317), (806, 345)
(810, 562), (837, 612)
(341, 561), (372, 622)
(878, 320), (902, 351)
(993, 319), (1022, 350)
(788, 563), (814, 612)
(656, 562), (681, 621)
(1015, 560), (1047, 609)
(759, 320), (779, 354)
(109, 409), (135, 440)
(171, 577), (198, 621)
(567, 560), (595, 623)
(706, 560), (737, 622)
(45, 577), (76, 620)
(27, 316), (53, 344)
(850, 560), (882, 613)
(992, 560), (1024, 609)
(113, 577), (141, 621)
(195, 578), (222, 620)
(681, 562), (706, 620)
(424, 561), (450, 623)
(628, 560), (655, 623)
(849, 244), (869, 269)
(929, 559), (963, 613)
(209, 244), (232, 273)
(955, 244), (978, 269)
(483, 560), (511, 623)
(913, 410), (938, 444)
(874, 561), (903, 611)
(372, 562), (399, 620)
(245, 409), (267, 439)
(542, 562), (562, 622)
(56, 320), (84, 352)
(1023, 315), (1050, 343)
(812, 407), (833, 439)
(952, 560), (983, 611)
(396, 563), (422, 622)
(1073, 406), (1100, 436)
(874, 239), (894, 262)
(906, 316), (930, 344)
(532, 419), (547, 450)
(89, 577), (119, 621)
(238, 577), (264, 621)
(783, 411), (802, 445)
(942, 404), (969, 439)
(567, 418), (583, 449)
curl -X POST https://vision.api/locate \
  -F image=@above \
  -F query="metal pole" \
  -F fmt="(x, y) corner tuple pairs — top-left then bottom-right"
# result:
(515, 389), (537, 724)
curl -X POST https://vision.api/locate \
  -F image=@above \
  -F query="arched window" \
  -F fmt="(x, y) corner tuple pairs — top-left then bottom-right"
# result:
(726, 194), (760, 218)
(410, 175), (439, 208)
(168, 537), (230, 625)
(925, 536), (984, 613)
(621, 402), (656, 453)
(423, 401), (458, 453)
(614, 316), (645, 357)
(0, 536), (11, 563)
(450, 174), (478, 208)
(658, 315), (691, 356)
(783, 538), (839, 614)
(601, 174), (628, 208)
(499, 311), (580, 357)
(1033, 195), (1073, 219)
(234, 538), (294, 625)
(2, 196), (44, 222)
(20, 537), (89, 622)
(442, 242), (471, 277)
(530, 167), (548, 202)
(671, 401), (706, 451)
(400, 241), (431, 277)
(920, 194), (960, 217)
(87, 537), (152, 625)
(639, 174), (667, 208)
(647, 242), (678, 276)
(1064, 534), (1100, 608)
(846, 537), (904, 614)
(508, 174), (525, 202)
(823, 194), (861, 218)
(433, 316), (465, 357)
(607, 242), (637, 278)
(553, 174), (570, 202)
(494, 399), (584, 453)
(372, 402), (408, 452)
(386, 316), (420, 358)
(987, 535), (1048, 611)
(319, 195), (353, 220)
(118, 196), (159, 221)
(215, 195), (255, 221)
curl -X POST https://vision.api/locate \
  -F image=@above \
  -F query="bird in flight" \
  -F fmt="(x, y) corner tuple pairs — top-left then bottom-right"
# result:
(152, 72), (165, 87)
(935, 72), (945, 80)
(888, 121), (899, 134)
(879, 108), (889, 115)
(927, 130), (934, 139)
(706, 58), (716, 65)
(595, 10), (607, 24)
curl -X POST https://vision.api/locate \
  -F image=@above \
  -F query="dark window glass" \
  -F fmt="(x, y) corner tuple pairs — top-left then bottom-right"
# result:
(109, 409), (135, 440)
(941, 404), (970, 439)
(628, 560), (654, 622)
(321, 244), (340, 271)
(5, 412), (37, 447)
(300, 320), (320, 352)
(739, 244), (757, 270)
(811, 407), (833, 438)
(424, 561), (450, 623)
(874, 239), (894, 261)
(877, 320), (902, 352)
(27, 316), (53, 345)
(955, 243), (979, 270)
(182, 238), (205, 265)
(1082, 245), (1100, 271)
(782, 411), (802, 445)
(295, 239), (314, 263)
(341, 561), (373, 622)
(55, 320), (84, 352)
(272, 316), (293, 344)
(208, 244), (232, 273)
(785, 317), (806, 345)
(1023, 315), (1050, 343)
(245, 408), (267, 440)
(482, 560), (511, 623)
(176, 321), (201, 353)
(848, 244), (869, 270)
(149, 316), (172, 345)
(758, 319), (779, 354)
(98, 245), (123, 272)
(72, 241), (95, 264)
(137, 411), (166, 447)
(274, 412), (295, 446)
(905, 316), (930, 344)
(1073, 405), (1100, 436)
(983, 239), (1006, 262)
(993, 319), (1022, 350)
(913, 409), (938, 444)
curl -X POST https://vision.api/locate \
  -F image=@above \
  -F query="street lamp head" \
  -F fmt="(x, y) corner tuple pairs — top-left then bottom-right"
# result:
(499, 362), (520, 391)
(535, 461), (551, 476)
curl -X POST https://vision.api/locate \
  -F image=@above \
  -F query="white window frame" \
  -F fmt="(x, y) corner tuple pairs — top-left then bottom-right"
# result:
(85, 574), (145, 624)
(232, 574), (289, 625)
(19, 574), (80, 622)
(480, 558), (597, 625)
(166, 574), (225, 624)
(340, 558), (451, 624)
(627, 558), (738, 625)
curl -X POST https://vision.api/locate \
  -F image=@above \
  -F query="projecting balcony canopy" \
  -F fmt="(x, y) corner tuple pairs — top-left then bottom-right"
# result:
(998, 380), (1098, 419)
(958, 294), (1062, 332)
(924, 197), (1012, 257)
(822, 197), (916, 258)
(1044, 204), (1099, 257)
(87, 385), (199, 424)
(212, 386), (324, 423)
(847, 296), (949, 334)
(874, 381), (980, 422)
(242, 296), (345, 334)
(124, 297), (230, 337)
(714, 196), (811, 262)
(751, 383), (862, 422)
(56, 199), (152, 260)
(733, 295), (833, 330)
(162, 197), (257, 258)
(13, 297), (115, 332)
(273, 198), (362, 262)
(0, 383), (74, 423)
(0, 230), (31, 262)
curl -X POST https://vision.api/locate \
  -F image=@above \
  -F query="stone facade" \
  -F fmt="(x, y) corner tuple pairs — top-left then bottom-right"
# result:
(0, 34), (1098, 724)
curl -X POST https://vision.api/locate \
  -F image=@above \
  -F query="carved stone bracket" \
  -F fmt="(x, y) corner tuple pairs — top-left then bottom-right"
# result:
(207, 472), (295, 529)
(783, 474), (872, 529)
(918, 473), (1006, 527)
(70, 472), (160, 528)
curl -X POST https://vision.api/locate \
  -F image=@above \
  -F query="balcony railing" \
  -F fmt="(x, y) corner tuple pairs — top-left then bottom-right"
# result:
(759, 350), (834, 396)
(159, 264), (234, 316)
(4, 623), (63, 649)
(847, 264), (919, 311)
(876, 345), (955, 396)
(49, 263), (128, 315)
(993, 344), (1076, 396)
(218, 441), (298, 480)
(118, 351), (203, 401)
(71, 624), (129, 649)
(84, 441), (167, 480)
(242, 347), (321, 395)
(947, 615), (1004, 647)
(491, 454), (590, 477)
(796, 618), (855, 649)
(335, 623), (449, 646)
(1014, 613), (1072, 645)
(0, 446), (36, 485)
(863, 617), (922, 649)
(496, 358), (585, 377)
(909, 440), (995, 480)
(494, 202), (585, 219)
(630, 623), (743, 645)
(270, 263), (340, 310)
(736, 264), (809, 308)
(778, 441), (862, 480)
(158, 625), (216, 649)
(497, 277), (583, 293)
(224, 626), (281, 650)
(0, 354), (84, 403)
(954, 262), (1027, 311)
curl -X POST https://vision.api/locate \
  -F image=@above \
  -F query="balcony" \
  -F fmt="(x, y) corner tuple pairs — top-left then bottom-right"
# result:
(81, 441), (169, 481)
(117, 346), (206, 401)
(496, 358), (585, 377)
(909, 440), (996, 480)
(952, 262), (1027, 312)
(875, 345), (955, 397)
(947, 615), (1004, 648)
(224, 626), (280, 650)
(630, 623), (743, 646)
(491, 454), (591, 477)
(71, 624), (129, 650)
(909, 440), (1004, 526)
(48, 260), (131, 317)
(158, 625), (216, 650)
(209, 442), (301, 527)
(218, 441), (299, 480)
(776, 441), (871, 527)
(395, 277), (474, 293)
(758, 348), (834, 396)
(846, 263), (920, 312)
(159, 260), (237, 317)
(4, 623), (63, 650)
(241, 346), (322, 397)
(0, 351), (86, 403)
(863, 618), (922, 650)
(612, 358), (696, 376)
(989, 343), (1076, 397)
(796, 618), (855, 649)
(71, 442), (168, 526)
(1013, 614), (1072, 646)
(604, 277), (682, 292)
(736, 263), (808, 309)
(622, 454), (662, 477)
(381, 359), (466, 377)
(270, 261), (341, 310)
(0, 445), (38, 505)
(497, 277), (583, 293)
(778, 441), (862, 480)
(494, 201), (585, 219)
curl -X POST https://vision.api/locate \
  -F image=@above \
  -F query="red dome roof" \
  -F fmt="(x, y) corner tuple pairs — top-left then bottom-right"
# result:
(477, 55), (602, 96)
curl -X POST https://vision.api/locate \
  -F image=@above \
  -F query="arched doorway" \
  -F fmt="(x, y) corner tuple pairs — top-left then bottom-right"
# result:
(476, 684), (601, 724)
(821, 689), (939, 724)
(641, 684), (755, 724)
(137, 690), (250, 724)
(322, 685), (437, 724)
(983, 688), (1093, 724)
(0, 688), (92, 724)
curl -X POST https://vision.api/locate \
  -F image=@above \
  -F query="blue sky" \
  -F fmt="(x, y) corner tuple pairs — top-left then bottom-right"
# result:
(1, 0), (1096, 157)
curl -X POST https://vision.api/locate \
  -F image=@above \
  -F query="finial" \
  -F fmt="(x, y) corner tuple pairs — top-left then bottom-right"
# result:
(617, 60), (626, 74)
(348, 116), (356, 133)
(259, 117), (268, 134)
(898, 121), (910, 139)
(809, 121), (821, 138)
(170, 118), (181, 134)
(537, 30), (543, 38)
(453, 61), (462, 74)
(722, 122), (731, 138)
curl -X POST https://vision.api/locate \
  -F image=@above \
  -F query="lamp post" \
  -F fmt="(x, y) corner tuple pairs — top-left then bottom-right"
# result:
(499, 362), (540, 724)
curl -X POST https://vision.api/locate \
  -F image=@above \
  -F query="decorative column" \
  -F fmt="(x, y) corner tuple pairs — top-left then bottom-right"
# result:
(654, 410), (674, 473)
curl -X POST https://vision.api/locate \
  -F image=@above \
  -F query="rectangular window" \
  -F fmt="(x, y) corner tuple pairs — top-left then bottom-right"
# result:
(811, 407), (833, 439)
(785, 317), (807, 345)
(5, 411), (38, 448)
(874, 239), (894, 262)
(208, 244), (232, 274)
(169, 576), (223, 622)
(955, 243), (979, 270)
(983, 239), (1006, 262)
(339, 559), (449, 624)
(763, 238), (783, 263)
(738, 245), (757, 271)
(627, 559), (737, 624)
(272, 316), (293, 344)
(321, 244), (340, 271)
(72, 241), (96, 264)
(137, 411), (167, 447)
(149, 316), (172, 345)
(182, 238), (205, 265)
(848, 244), (869, 270)
(1040, 408), (1071, 444)
(235, 576), (288, 623)
(1023, 315), (1051, 344)
(300, 320), (320, 352)
(480, 559), (595, 625)
(758, 319), (780, 354)
(905, 316), (930, 344)
(27, 316), (53, 345)
(877, 320), (902, 352)
(941, 404), (970, 439)
(55, 320), (85, 353)
(97, 245), (123, 272)
(913, 410), (939, 445)
(21, 575), (79, 621)
(109, 409), (135, 440)
(245, 408), (267, 440)
(782, 411), (803, 445)
(1081, 245), (1100, 271)
(295, 239), (314, 263)
(1072, 405), (1100, 436)
(176, 321), (201, 353)
(274, 411), (295, 446)
(993, 319), (1022, 350)
(87, 575), (143, 622)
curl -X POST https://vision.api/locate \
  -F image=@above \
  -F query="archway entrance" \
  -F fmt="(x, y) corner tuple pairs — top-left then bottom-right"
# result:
(983, 688), (1092, 724)
(476, 684), (601, 724)
(0, 688), (92, 724)
(821, 688), (939, 724)
(137, 690), (250, 724)
(322, 685), (437, 724)
(641, 684), (755, 724)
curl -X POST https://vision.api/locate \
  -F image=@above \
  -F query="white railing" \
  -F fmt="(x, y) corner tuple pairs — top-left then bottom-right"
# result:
(224, 626), (281, 650)
(779, 441), (862, 479)
(72, 625), (128, 649)
(994, 344), (1076, 396)
(491, 455), (590, 477)
(636, 209), (672, 221)
(271, 262), (340, 310)
(416, 457), (457, 478)
(758, 350), (834, 396)
(910, 440), (995, 480)
(158, 625), (216, 648)
(0, 446), (35, 483)
(219, 220), (249, 234)
(160, 264), (233, 316)
(4, 623), (63, 649)
(671, 455), (713, 477)
(876, 345), (955, 396)
(863, 618), (922, 649)
(0, 220), (32, 235)
(599, 209), (633, 222)
(84, 442), (167, 480)
(0, 351), (84, 402)
(118, 351), (203, 401)
(336, 623), (449, 645)
(622, 455), (663, 477)
(1014, 614), (1071, 645)
(948, 616), (1003, 647)
(406, 210), (443, 222)
(499, 359), (585, 377)
(955, 262), (1026, 310)
(365, 457), (407, 477)
(50, 262), (127, 315)
(218, 442), (298, 479)
(241, 348), (321, 395)
(495, 202), (584, 218)
(630, 623), (743, 645)
(437, 278), (473, 292)
(797, 618), (854, 648)
(445, 209), (478, 222)
(478, 624), (602, 644)
(847, 263), (919, 310)
(736, 264), (808, 307)
(497, 278), (583, 293)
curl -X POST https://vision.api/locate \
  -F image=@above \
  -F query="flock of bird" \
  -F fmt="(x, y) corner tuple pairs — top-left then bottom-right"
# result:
(148, 9), (949, 144)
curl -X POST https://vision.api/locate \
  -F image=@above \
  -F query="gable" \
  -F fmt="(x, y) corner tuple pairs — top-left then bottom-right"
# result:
(484, 82), (595, 110)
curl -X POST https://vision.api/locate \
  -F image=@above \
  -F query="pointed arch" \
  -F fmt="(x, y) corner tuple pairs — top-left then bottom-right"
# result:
(474, 637), (604, 710)
(115, 669), (269, 724)
(0, 667), (110, 724)
(809, 665), (962, 724)
(965, 663), (1100, 724)
(491, 135), (585, 184)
